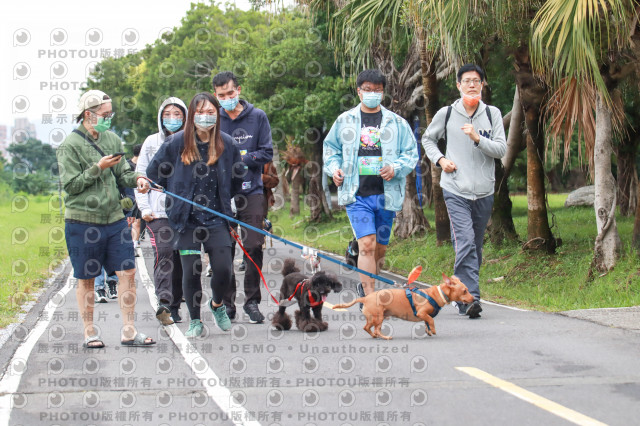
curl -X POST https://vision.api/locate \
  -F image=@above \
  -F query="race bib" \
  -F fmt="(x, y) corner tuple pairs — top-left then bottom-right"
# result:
(358, 156), (382, 176)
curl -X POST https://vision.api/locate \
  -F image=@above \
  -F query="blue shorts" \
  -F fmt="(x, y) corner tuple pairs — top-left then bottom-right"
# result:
(345, 194), (396, 245)
(65, 219), (135, 279)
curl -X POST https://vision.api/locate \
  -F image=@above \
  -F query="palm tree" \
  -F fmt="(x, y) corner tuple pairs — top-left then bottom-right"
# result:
(412, 0), (557, 252)
(529, 0), (638, 271)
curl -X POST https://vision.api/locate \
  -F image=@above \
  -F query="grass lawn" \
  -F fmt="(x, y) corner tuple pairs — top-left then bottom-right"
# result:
(0, 194), (67, 328)
(268, 194), (640, 311)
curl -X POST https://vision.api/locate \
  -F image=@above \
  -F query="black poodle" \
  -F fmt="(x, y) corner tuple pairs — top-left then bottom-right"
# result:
(272, 258), (343, 332)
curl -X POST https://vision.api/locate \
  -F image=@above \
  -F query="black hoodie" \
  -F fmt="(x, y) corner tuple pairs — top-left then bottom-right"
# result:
(218, 100), (273, 196)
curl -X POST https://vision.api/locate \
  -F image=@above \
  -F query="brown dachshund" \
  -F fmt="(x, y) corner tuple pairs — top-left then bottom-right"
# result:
(333, 273), (474, 340)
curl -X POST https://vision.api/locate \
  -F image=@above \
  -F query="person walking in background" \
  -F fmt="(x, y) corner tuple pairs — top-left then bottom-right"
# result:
(146, 92), (244, 338)
(421, 64), (506, 319)
(136, 97), (188, 325)
(212, 71), (274, 323)
(125, 144), (144, 253)
(94, 267), (118, 302)
(57, 89), (154, 348)
(323, 69), (418, 308)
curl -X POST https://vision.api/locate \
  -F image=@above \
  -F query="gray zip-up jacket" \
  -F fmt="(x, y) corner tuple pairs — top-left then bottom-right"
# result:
(421, 100), (506, 200)
(135, 97), (188, 219)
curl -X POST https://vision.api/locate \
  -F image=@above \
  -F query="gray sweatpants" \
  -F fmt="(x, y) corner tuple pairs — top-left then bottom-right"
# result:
(442, 189), (494, 300)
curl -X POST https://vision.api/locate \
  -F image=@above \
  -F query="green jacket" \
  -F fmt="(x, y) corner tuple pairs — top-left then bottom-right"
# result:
(56, 125), (140, 224)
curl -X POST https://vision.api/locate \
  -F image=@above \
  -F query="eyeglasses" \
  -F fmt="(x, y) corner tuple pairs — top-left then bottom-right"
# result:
(461, 79), (482, 86)
(91, 111), (115, 119)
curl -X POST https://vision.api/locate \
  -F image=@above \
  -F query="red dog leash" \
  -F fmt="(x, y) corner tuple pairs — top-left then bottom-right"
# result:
(288, 279), (325, 307)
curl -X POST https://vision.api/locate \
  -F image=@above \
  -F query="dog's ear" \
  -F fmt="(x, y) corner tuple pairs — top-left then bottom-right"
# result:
(332, 280), (343, 292)
(442, 273), (452, 286)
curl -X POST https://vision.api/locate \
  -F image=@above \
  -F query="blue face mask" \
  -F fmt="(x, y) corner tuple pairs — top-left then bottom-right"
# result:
(194, 114), (217, 130)
(162, 118), (182, 132)
(361, 91), (383, 109)
(219, 96), (239, 112)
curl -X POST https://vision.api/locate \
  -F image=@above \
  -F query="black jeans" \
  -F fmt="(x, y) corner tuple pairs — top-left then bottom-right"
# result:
(223, 193), (265, 309)
(176, 226), (233, 321)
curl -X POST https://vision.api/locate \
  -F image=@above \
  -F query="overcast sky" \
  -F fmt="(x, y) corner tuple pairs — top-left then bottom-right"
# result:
(1, 0), (277, 145)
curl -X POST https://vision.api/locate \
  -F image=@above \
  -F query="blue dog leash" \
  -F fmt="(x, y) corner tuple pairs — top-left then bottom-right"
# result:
(142, 178), (397, 286)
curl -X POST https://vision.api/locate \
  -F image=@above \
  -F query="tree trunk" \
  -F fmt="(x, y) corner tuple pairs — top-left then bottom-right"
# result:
(513, 45), (557, 253)
(592, 94), (622, 272)
(632, 179), (640, 250)
(289, 166), (304, 217)
(271, 143), (285, 211)
(393, 29), (433, 239)
(489, 87), (523, 245)
(395, 171), (432, 239)
(614, 134), (639, 217)
(306, 129), (331, 223)
(420, 154), (432, 207)
(417, 29), (448, 244)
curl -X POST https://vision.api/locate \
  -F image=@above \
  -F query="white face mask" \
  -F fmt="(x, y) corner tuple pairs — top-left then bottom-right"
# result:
(194, 114), (217, 130)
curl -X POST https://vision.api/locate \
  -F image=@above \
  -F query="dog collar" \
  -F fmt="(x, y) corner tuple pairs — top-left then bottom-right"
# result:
(436, 285), (450, 305)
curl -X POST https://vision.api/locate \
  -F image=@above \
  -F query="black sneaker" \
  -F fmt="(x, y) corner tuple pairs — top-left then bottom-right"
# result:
(238, 261), (246, 272)
(226, 306), (236, 321)
(466, 300), (482, 319)
(156, 305), (174, 325)
(169, 307), (182, 323)
(243, 302), (264, 323)
(107, 279), (118, 299)
(94, 289), (108, 303)
(356, 283), (365, 312)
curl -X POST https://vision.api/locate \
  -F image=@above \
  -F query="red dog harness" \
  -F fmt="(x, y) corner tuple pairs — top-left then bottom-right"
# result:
(288, 279), (326, 307)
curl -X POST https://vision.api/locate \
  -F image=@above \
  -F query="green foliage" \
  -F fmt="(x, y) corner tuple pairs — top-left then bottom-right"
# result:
(7, 138), (57, 173)
(3, 138), (57, 195)
(216, 13), (352, 147)
(85, 5), (350, 154)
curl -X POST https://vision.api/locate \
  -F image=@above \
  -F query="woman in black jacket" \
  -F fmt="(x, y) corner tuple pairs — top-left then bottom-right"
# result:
(147, 92), (245, 338)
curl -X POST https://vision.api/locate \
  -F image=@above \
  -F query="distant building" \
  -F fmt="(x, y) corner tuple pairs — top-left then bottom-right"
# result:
(13, 118), (37, 141)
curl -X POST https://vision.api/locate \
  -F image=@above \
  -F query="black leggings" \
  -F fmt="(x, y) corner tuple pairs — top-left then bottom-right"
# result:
(177, 227), (232, 321)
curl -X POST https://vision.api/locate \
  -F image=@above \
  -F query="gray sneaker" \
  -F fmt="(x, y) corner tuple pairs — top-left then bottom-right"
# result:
(453, 301), (468, 316)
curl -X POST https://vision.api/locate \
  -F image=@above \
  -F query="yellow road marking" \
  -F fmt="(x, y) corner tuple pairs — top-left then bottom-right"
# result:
(324, 302), (346, 311)
(456, 367), (607, 426)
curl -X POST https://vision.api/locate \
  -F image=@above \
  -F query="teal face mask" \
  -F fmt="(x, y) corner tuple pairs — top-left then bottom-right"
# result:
(94, 117), (112, 133)
(361, 92), (383, 109)
(163, 118), (183, 132)
(219, 96), (239, 112)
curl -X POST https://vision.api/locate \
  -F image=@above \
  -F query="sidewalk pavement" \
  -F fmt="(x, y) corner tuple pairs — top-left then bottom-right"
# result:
(559, 306), (640, 332)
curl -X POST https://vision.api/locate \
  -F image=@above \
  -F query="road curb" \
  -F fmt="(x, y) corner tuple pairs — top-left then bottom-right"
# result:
(0, 259), (71, 379)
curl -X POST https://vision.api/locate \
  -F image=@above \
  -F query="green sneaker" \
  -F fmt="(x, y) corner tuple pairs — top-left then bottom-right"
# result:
(185, 319), (203, 338)
(209, 299), (231, 331)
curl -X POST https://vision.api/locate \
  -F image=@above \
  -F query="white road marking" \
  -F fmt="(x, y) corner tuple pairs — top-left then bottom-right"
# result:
(457, 367), (607, 426)
(136, 251), (261, 426)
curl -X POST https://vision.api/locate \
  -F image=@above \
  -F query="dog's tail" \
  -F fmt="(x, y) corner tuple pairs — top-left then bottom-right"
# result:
(282, 258), (300, 276)
(332, 298), (365, 310)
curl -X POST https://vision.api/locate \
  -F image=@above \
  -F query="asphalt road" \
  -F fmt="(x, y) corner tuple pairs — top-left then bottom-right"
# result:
(1, 238), (639, 426)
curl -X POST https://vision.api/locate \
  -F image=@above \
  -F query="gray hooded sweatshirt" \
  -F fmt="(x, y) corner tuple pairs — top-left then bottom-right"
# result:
(421, 99), (507, 200)
(135, 97), (188, 219)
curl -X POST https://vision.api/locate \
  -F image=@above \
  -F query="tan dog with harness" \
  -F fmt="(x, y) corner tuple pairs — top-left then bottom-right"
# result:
(333, 273), (474, 340)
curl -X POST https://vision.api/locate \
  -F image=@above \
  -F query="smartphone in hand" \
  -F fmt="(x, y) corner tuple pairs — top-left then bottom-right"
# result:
(112, 152), (125, 158)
